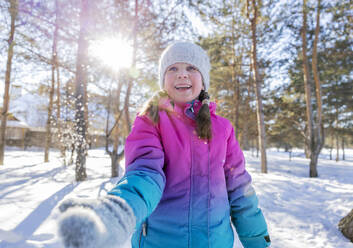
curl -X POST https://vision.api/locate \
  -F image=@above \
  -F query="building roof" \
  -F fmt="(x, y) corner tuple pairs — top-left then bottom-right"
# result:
(1, 120), (29, 128)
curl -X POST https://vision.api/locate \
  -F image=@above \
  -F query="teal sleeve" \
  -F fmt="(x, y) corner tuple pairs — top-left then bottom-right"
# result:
(108, 168), (165, 228)
(225, 126), (270, 247)
(231, 191), (270, 247)
(108, 115), (166, 228)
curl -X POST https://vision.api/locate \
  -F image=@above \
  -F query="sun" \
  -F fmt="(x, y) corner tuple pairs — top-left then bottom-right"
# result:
(89, 36), (133, 71)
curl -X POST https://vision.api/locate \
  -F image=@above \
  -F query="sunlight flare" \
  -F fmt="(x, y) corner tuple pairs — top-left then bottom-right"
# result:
(89, 37), (133, 71)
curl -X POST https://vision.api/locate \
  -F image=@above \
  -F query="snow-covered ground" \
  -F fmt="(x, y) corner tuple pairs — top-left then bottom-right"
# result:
(0, 147), (352, 248)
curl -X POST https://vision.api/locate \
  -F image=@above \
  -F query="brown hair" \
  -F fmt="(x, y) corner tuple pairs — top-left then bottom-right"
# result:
(139, 90), (169, 123)
(140, 90), (212, 140)
(196, 90), (212, 140)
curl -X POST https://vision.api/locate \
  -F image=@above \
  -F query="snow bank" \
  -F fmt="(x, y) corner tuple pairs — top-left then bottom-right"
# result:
(0, 148), (352, 247)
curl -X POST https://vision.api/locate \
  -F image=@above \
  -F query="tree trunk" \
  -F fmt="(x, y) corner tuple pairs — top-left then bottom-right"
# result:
(242, 73), (253, 151)
(342, 137), (345, 160)
(123, 0), (139, 133)
(230, 15), (240, 139)
(235, 80), (240, 138)
(108, 80), (123, 177)
(44, 2), (59, 162)
(44, 65), (55, 162)
(304, 135), (310, 158)
(330, 129), (333, 160)
(329, 147), (332, 160)
(335, 102), (339, 162)
(335, 130), (339, 162)
(111, 126), (121, 178)
(111, 153), (119, 178)
(0, 0), (18, 165)
(74, 0), (90, 181)
(84, 76), (89, 135)
(111, 128), (119, 177)
(256, 136), (259, 158)
(310, 0), (323, 177)
(56, 63), (65, 158)
(249, 0), (267, 173)
(111, 149), (124, 178)
(54, 0), (64, 159)
(123, 82), (133, 133)
(105, 89), (112, 153)
(301, 0), (317, 177)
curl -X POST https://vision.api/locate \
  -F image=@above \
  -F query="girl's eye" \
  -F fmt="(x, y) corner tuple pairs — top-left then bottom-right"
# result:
(168, 66), (177, 71)
(187, 66), (197, 71)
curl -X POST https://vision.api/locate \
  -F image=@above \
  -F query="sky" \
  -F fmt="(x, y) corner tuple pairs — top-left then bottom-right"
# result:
(0, 147), (352, 247)
(0, 0), (341, 98)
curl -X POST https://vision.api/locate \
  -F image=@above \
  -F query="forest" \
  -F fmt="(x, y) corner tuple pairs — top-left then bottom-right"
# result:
(1, 1), (353, 247)
(0, 0), (352, 180)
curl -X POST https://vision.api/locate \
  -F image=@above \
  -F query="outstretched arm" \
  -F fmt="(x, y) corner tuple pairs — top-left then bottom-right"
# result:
(224, 126), (270, 248)
(58, 115), (165, 248)
(108, 115), (166, 228)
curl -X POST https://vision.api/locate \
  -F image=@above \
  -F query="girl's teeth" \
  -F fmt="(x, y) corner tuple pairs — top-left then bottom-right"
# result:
(175, 86), (191, 89)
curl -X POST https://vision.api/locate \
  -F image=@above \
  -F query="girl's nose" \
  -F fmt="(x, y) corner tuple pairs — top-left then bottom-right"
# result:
(177, 70), (188, 79)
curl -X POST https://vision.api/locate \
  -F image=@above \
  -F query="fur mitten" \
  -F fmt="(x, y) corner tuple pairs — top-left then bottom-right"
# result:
(58, 195), (135, 248)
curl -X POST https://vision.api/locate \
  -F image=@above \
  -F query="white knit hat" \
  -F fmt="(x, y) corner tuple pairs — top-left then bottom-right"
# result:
(159, 41), (211, 91)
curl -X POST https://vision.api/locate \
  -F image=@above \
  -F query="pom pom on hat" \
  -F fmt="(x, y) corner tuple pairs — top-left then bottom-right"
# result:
(159, 42), (211, 91)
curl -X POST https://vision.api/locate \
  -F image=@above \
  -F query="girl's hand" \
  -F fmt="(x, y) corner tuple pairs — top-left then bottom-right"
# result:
(57, 196), (135, 248)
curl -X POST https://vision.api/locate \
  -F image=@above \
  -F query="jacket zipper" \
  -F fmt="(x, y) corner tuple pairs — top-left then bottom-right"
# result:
(139, 222), (147, 248)
(188, 129), (195, 248)
(142, 222), (147, 236)
(207, 143), (211, 248)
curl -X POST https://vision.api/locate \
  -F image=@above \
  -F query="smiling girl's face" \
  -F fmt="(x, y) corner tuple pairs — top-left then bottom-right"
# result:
(163, 63), (204, 105)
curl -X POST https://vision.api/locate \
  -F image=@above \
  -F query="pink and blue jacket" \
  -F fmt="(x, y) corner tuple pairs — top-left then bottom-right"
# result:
(109, 99), (270, 248)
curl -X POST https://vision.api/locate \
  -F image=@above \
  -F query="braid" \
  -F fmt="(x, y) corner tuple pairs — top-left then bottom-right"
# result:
(196, 90), (212, 140)
(140, 89), (212, 140)
(140, 90), (169, 123)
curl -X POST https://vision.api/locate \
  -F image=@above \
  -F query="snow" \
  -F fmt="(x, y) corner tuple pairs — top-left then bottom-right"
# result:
(9, 93), (48, 127)
(1, 120), (29, 128)
(0, 147), (352, 248)
(7, 92), (110, 131)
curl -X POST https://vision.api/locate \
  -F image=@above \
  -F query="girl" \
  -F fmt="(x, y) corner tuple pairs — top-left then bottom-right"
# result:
(58, 41), (271, 248)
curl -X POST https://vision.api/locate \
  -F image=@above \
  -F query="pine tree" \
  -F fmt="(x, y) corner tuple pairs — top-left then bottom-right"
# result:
(247, 0), (268, 173)
(44, 0), (60, 163)
(74, 0), (90, 181)
(0, 0), (18, 165)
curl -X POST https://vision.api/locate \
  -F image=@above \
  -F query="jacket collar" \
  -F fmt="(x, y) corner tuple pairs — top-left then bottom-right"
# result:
(184, 100), (216, 115)
(159, 98), (216, 116)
